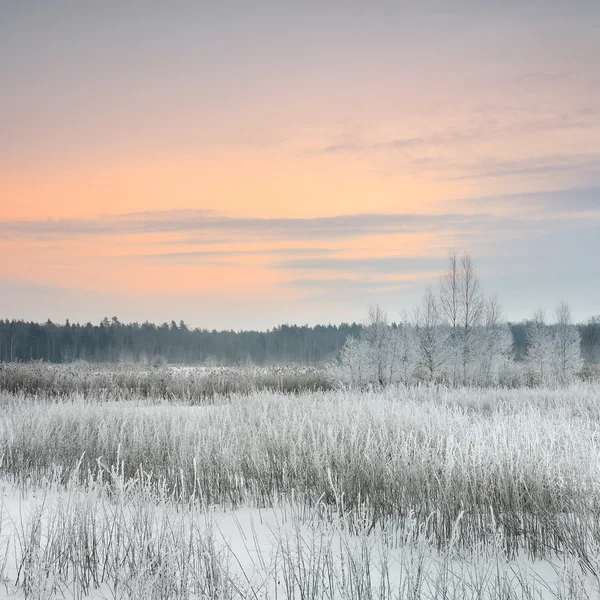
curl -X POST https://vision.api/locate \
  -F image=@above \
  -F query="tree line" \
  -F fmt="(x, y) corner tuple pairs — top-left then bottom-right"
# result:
(336, 252), (600, 387)
(0, 318), (361, 365)
(1, 253), (599, 372)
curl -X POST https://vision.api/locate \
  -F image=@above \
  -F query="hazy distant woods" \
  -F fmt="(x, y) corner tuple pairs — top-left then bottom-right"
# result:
(0, 316), (598, 369)
(0, 318), (361, 365)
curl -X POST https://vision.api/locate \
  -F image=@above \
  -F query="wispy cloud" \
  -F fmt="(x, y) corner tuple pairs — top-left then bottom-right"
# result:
(135, 247), (340, 264)
(455, 186), (600, 214)
(442, 154), (600, 182)
(320, 131), (475, 155)
(2, 193), (598, 252)
(285, 276), (426, 309)
(287, 277), (416, 292)
(273, 255), (443, 274)
(317, 115), (596, 157)
(0, 279), (67, 294)
(0, 210), (508, 241)
(507, 70), (575, 86)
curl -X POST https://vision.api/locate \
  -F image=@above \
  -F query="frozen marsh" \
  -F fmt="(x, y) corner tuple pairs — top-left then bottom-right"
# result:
(1, 364), (600, 598)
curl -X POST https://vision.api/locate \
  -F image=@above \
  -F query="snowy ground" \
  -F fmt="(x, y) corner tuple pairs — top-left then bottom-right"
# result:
(1, 478), (597, 599)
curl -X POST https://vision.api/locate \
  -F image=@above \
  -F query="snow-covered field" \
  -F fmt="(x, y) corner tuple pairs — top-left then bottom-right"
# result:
(1, 369), (600, 598)
(1, 479), (596, 600)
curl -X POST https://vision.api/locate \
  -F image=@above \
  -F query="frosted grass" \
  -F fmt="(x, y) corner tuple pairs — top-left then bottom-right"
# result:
(0, 362), (335, 401)
(2, 383), (600, 560)
(1, 474), (598, 599)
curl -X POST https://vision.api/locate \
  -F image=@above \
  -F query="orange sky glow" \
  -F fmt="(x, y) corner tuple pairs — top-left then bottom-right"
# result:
(1, 3), (599, 328)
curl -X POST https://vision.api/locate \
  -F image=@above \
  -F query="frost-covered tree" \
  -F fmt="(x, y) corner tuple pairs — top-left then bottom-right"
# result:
(439, 250), (461, 382)
(393, 311), (418, 383)
(438, 251), (485, 384)
(337, 335), (369, 386)
(477, 296), (513, 386)
(525, 309), (552, 385)
(337, 306), (396, 386)
(362, 305), (393, 386)
(415, 286), (449, 381)
(551, 301), (583, 385)
(439, 251), (461, 329)
(457, 253), (485, 384)
(581, 316), (600, 364)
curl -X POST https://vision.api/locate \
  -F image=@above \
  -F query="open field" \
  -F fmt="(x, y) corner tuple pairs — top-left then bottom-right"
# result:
(1, 364), (600, 598)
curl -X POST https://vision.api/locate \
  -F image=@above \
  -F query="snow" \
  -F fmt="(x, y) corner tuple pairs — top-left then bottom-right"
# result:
(1, 479), (597, 599)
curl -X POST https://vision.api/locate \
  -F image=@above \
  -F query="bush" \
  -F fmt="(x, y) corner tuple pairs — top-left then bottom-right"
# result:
(580, 364), (600, 382)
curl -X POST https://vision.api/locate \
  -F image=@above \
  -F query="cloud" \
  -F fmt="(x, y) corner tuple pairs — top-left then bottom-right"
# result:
(273, 255), (443, 274)
(317, 114), (596, 158)
(508, 70), (574, 86)
(0, 210), (508, 242)
(2, 185), (598, 269)
(2, 193), (598, 256)
(135, 247), (341, 263)
(456, 186), (600, 214)
(0, 280), (67, 294)
(284, 276), (428, 310)
(320, 131), (478, 155)
(287, 277), (416, 292)
(442, 153), (600, 182)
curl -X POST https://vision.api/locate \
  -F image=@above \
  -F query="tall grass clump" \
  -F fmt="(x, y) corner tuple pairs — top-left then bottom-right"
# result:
(0, 362), (335, 400)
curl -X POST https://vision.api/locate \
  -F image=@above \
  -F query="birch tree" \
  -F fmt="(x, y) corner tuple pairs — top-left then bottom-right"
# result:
(439, 250), (461, 382)
(581, 316), (600, 364)
(551, 301), (583, 385)
(438, 251), (485, 384)
(458, 253), (485, 384)
(362, 305), (393, 386)
(338, 306), (394, 387)
(394, 311), (418, 383)
(337, 336), (367, 386)
(415, 286), (449, 381)
(525, 309), (552, 385)
(478, 296), (513, 385)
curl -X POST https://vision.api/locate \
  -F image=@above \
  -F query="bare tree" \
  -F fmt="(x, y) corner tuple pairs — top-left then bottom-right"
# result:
(9, 320), (16, 362)
(338, 335), (367, 386)
(338, 306), (410, 387)
(525, 309), (552, 385)
(582, 316), (600, 364)
(458, 253), (485, 384)
(552, 301), (583, 385)
(394, 310), (417, 383)
(362, 305), (392, 386)
(439, 250), (461, 382)
(478, 296), (513, 385)
(415, 286), (449, 381)
(439, 250), (460, 331)
(439, 251), (485, 384)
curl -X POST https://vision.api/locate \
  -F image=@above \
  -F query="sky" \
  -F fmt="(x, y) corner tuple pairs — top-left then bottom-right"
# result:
(1, 1), (599, 329)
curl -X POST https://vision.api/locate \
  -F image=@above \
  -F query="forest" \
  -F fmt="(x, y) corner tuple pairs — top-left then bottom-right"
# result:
(0, 315), (598, 366)
(0, 318), (362, 365)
